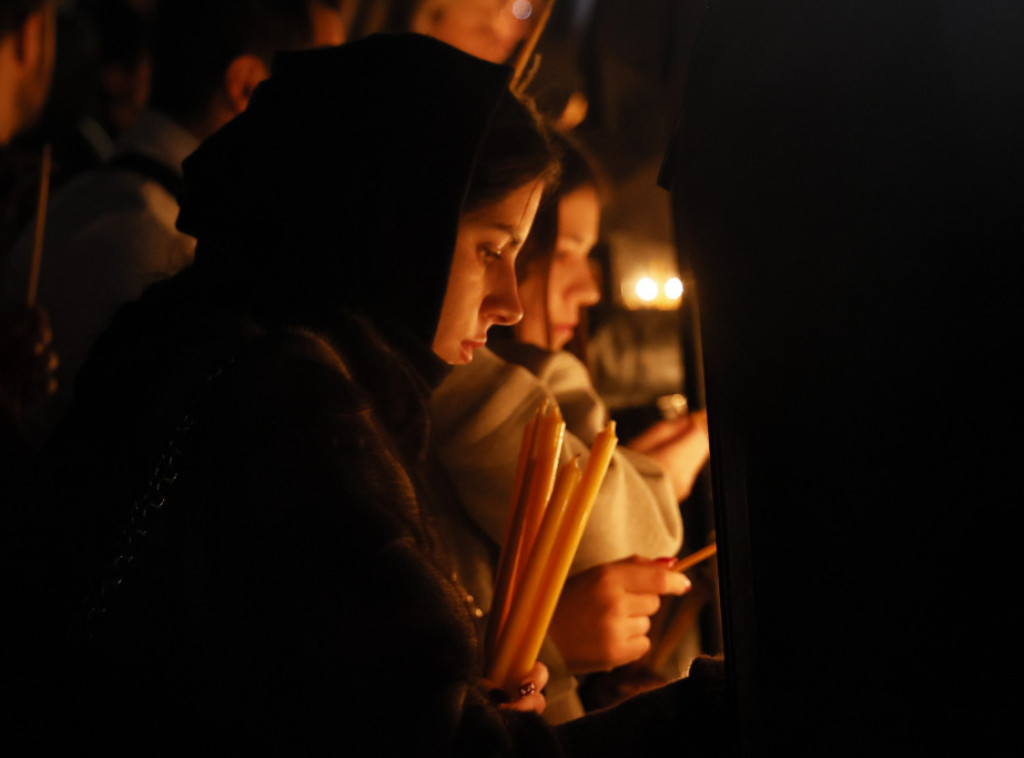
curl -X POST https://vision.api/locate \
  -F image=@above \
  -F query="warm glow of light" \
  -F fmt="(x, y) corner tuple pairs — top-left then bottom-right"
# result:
(636, 277), (658, 302)
(609, 234), (683, 311)
(512, 1), (533, 20)
(665, 277), (684, 300)
(620, 273), (685, 310)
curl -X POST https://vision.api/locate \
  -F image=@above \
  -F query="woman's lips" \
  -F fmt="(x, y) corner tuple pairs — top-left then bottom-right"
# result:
(460, 339), (486, 361)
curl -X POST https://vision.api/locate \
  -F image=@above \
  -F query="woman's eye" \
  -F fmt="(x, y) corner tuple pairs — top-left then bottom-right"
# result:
(481, 246), (502, 261)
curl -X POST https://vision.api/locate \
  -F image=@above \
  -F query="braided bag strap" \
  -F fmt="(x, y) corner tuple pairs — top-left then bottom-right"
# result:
(83, 358), (235, 631)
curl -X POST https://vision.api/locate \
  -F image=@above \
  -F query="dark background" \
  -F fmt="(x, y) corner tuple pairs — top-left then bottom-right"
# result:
(664, 1), (1022, 753)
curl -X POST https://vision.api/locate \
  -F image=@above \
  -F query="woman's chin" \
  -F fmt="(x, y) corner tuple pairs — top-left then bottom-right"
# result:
(458, 339), (487, 364)
(435, 341), (481, 365)
(551, 328), (575, 351)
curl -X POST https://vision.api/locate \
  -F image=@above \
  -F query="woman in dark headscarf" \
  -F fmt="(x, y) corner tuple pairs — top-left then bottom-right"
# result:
(16, 34), (723, 755)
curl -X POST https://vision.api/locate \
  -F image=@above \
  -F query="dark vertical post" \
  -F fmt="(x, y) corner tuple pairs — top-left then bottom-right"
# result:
(662, 1), (1023, 752)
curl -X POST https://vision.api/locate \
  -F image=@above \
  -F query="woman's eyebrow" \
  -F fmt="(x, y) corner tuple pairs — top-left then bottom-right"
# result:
(486, 222), (522, 246)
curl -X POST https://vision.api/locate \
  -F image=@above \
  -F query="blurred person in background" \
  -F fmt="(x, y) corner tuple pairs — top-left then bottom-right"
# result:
(2, 1), (155, 276)
(2, 0), (345, 447)
(1, 0), (57, 483)
(14, 0), (155, 191)
(82, 0), (156, 160)
(430, 130), (708, 724)
(350, 0), (533, 64)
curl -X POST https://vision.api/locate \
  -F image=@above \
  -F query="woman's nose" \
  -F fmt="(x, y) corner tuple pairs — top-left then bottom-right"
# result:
(487, 265), (523, 325)
(575, 261), (601, 307)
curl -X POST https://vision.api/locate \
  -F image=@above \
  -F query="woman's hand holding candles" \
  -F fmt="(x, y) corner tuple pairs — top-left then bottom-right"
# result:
(485, 411), (619, 694)
(494, 661), (549, 715)
(547, 556), (692, 674)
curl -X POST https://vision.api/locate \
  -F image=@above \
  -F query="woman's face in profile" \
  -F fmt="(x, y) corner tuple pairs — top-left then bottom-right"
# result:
(516, 185), (602, 351)
(432, 181), (544, 364)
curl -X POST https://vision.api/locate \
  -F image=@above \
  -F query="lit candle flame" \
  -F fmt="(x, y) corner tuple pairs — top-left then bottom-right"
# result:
(665, 277), (683, 300)
(636, 277), (658, 302)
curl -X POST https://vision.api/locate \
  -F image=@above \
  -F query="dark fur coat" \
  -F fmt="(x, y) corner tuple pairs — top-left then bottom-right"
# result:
(13, 269), (566, 754)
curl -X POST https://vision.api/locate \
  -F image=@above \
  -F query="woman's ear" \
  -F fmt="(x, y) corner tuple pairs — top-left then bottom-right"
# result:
(4, 4), (56, 139)
(222, 54), (270, 116)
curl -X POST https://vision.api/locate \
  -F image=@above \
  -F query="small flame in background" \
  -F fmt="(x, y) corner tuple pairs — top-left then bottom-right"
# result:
(622, 274), (683, 310)
(609, 233), (684, 311)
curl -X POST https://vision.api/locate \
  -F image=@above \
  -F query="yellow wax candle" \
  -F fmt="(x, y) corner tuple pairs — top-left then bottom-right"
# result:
(672, 543), (718, 574)
(519, 406), (565, 565)
(486, 408), (542, 656)
(504, 407), (563, 644)
(486, 458), (580, 689)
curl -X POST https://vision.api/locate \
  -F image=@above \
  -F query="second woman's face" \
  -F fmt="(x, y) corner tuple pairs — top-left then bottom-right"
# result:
(516, 186), (601, 351)
(432, 181), (544, 364)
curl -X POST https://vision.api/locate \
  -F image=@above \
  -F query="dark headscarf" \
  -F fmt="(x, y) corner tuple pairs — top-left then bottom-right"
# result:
(177, 34), (513, 354)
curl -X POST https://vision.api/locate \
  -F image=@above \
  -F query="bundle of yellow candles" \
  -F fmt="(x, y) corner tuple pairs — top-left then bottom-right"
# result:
(485, 402), (618, 693)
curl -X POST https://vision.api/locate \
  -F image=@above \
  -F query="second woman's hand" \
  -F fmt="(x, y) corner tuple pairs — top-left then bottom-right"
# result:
(627, 410), (710, 502)
(548, 556), (691, 675)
